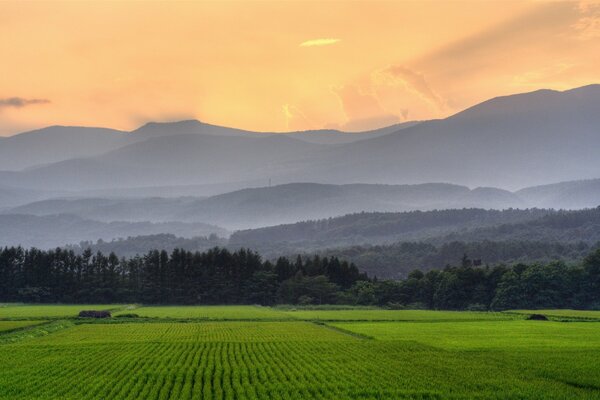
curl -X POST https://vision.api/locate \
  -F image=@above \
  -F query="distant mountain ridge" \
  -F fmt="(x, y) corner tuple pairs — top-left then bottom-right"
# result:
(6, 179), (600, 231)
(7, 182), (526, 230)
(0, 119), (415, 172)
(0, 84), (598, 191)
(0, 214), (227, 249)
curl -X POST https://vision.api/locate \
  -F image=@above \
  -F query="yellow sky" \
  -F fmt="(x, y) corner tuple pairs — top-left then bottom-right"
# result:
(0, 1), (598, 136)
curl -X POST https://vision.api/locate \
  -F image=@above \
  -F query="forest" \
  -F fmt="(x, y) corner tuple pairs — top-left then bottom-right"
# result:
(0, 246), (598, 310)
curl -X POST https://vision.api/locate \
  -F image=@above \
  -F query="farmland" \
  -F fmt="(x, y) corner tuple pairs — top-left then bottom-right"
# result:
(0, 304), (123, 319)
(119, 305), (291, 320)
(0, 305), (599, 399)
(0, 320), (46, 333)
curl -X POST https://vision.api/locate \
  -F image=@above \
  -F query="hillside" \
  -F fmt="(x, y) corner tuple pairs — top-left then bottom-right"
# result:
(517, 179), (600, 209)
(279, 85), (600, 190)
(0, 214), (227, 249)
(0, 85), (598, 192)
(0, 126), (134, 171)
(229, 208), (553, 249)
(7, 182), (526, 229)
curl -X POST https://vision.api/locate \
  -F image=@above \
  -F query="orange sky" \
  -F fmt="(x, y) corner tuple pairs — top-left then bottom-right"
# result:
(0, 0), (599, 136)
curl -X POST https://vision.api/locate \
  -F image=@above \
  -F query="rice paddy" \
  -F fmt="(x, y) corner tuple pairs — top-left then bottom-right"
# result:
(0, 305), (598, 399)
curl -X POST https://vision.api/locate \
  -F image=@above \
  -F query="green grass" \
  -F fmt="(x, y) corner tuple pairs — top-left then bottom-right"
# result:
(280, 308), (521, 321)
(0, 321), (46, 333)
(117, 305), (291, 320)
(0, 304), (125, 319)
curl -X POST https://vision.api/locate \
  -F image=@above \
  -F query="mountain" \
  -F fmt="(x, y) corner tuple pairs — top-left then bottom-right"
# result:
(132, 119), (418, 144)
(0, 214), (227, 249)
(516, 179), (600, 209)
(0, 133), (326, 191)
(0, 185), (61, 209)
(228, 207), (600, 270)
(229, 208), (552, 250)
(274, 85), (600, 190)
(176, 183), (525, 229)
(7, 182), (525, 229)
(0, 84), (598, 193)
(7, 197), (199, 222)
(0, 126), (134, 171)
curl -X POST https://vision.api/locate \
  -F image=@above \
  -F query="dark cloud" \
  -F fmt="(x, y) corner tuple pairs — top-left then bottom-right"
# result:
(0, 97), (51, 109)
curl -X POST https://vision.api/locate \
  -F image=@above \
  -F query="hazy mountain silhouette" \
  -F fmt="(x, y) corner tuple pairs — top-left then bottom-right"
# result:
(0, 84), (598, 194)
(229, 208), (554, 249)
(7, 182), (526, 229)
(0, 126), (134, 170)
(278, 85), (600, 190)
(516, 179), (600, 209)
(0, 213), (227, 249)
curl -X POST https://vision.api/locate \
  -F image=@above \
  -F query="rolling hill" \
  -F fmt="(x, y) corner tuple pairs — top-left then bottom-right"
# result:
(7, 182), (526, 229)
(0, 214), (227, 249)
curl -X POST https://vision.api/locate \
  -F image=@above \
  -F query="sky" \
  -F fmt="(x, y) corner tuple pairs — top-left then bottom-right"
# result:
(0, 0), (599, 136)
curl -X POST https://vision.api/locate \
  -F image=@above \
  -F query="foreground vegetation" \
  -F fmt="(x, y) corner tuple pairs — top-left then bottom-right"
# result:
(0, 305), (598, 399)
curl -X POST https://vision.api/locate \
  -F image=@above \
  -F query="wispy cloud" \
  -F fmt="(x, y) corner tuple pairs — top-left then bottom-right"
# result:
(0, 97), (50, 109)
(300, 38), (340, 47)
(376, 65), (446, 110)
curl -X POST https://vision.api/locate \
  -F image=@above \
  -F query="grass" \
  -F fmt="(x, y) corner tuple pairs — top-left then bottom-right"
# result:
(0, 320), (46, 333)
(279, 308), (521, 321)
(330, 320), (600, 350)
(0, 304), (125, 319)
(28, 322), (353, 344)
(0, 305), (598, 399)
(116, 305), (291, 320)
(509, 309), (600, 320)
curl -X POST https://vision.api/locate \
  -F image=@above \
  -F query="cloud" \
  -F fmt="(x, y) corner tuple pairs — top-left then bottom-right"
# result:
(331, 84), (400, 131)
(0, 97), (50, 109)
(300, 38), (341, 47)
(573, 1), (600, 40)
(376, 65), (445, 110)
(282, 104), (315, 131)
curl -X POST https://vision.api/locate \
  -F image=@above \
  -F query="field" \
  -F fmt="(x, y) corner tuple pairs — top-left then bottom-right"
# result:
(279, 308), (520, 321)
(509, 309), (600, 320)
(119, 305), (291, 320)
(0, 306), (599, 399)
(0, 304), (123, 319)
(0, 320), (46, 333)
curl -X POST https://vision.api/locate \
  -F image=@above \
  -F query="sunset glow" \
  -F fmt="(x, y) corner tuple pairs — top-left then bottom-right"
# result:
(0, 0), (598, 135)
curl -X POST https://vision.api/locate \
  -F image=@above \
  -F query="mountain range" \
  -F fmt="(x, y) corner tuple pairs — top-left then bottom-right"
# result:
(0, 84), (599, 252)
(0, 85), (598, 194)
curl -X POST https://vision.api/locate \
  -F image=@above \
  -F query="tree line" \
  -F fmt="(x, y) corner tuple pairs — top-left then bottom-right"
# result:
(0, 246), (598, 310)
(0, 247), (365, 305)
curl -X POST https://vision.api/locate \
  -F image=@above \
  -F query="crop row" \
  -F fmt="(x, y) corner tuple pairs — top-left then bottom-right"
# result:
(26, 322), (353, 345)
(1, 321), (599, 399)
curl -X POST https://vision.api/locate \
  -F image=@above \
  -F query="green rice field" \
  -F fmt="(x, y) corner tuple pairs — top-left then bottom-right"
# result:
(0, 305), (598, 399)
(509, 309), (600, 320)
(279, 308), (520, 321)
(119, 305), (291, 320)
(0, 304), (123, 319)
(0, 320), (46, 333)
